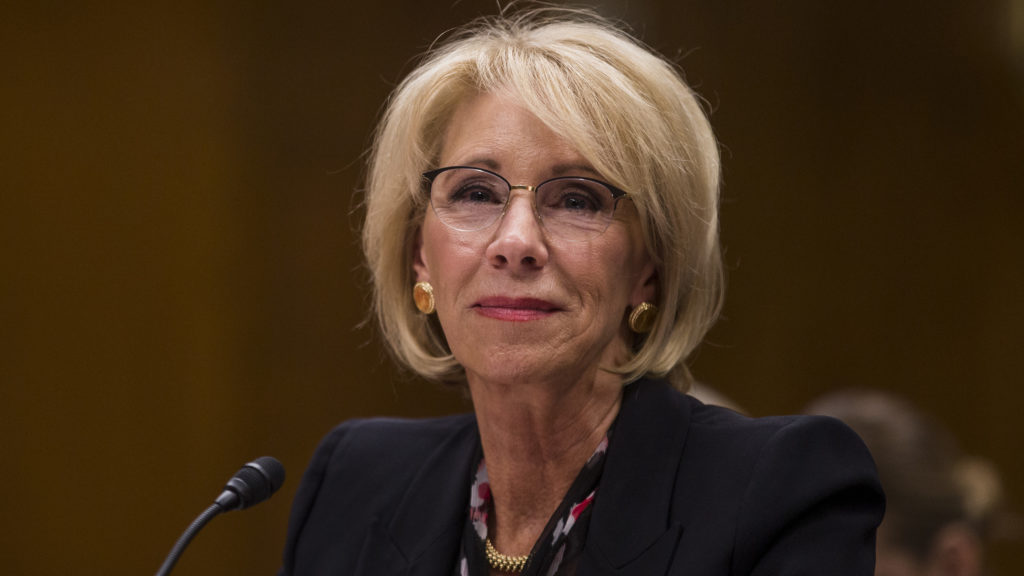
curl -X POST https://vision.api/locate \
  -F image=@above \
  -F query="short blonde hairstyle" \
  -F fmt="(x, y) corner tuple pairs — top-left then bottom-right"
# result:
(362, 7), (723, 390)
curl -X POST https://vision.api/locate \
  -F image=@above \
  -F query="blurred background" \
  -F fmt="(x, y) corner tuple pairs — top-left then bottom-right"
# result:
(2, 0), (1021, 574)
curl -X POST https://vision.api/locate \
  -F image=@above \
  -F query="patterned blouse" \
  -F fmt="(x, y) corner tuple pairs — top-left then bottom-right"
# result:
(455, 431), (611, 575)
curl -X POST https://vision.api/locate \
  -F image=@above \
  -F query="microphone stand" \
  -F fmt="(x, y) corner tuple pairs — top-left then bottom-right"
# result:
(155, 503), (225, 576)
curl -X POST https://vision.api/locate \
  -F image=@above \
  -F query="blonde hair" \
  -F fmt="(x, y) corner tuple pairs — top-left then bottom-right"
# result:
(362, 7), (723, 389)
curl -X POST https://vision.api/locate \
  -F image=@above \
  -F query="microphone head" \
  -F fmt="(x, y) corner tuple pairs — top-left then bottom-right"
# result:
(216, 456), (286, 511)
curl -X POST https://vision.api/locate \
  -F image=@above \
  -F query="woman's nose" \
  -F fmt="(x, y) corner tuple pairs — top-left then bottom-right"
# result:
(485, 191), (549, 270)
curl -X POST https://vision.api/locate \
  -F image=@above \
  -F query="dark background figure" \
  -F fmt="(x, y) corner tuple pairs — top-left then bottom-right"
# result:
(807, 389), (1014, 576)
(2, 1), (1021, 574)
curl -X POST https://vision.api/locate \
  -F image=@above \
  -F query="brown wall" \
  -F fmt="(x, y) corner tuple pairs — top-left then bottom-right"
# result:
(2, 1), (1021, 574)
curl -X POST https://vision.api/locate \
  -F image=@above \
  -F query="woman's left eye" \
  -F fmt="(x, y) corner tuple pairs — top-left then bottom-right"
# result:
(560, 194), (595, 211)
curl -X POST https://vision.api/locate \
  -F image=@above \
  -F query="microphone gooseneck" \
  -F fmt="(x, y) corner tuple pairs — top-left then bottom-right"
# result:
(155, 456), (285, 576)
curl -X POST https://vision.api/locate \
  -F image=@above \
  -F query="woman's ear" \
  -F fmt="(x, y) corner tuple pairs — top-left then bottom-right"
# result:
(631, 260), (658, 306)
(411, 226), (430, 283)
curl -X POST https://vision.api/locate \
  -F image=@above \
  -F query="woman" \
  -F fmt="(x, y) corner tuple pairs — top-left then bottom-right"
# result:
(280, 8), (883, 575)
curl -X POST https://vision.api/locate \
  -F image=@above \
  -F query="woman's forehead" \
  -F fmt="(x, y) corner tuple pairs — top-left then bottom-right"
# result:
(438, 92), (599, 178)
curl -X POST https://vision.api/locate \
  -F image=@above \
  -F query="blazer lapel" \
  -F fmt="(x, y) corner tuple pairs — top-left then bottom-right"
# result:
(351, 381), (692, 576)
(355, 415), (480, 576)
(579, 379), (692, 575)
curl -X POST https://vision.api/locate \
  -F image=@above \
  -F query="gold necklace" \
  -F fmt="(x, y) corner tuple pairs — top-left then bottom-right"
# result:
(484, 538), (529, 573)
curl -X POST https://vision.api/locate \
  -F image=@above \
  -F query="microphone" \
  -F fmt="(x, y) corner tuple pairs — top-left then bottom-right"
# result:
(156, 456), (286, 576)
(215, 456), (286, 511)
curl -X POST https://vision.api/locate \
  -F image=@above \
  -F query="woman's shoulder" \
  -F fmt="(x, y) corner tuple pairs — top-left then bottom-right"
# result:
(681, 387), (876, 470)
(626, 380), (883, 572)
(283, 414), (478, 539)
(281, 414), (478, 574)
(627, 378), (878, 482)
(595, 380), (883, 573)
(633, 378), (870, 453)
(687, 399), (883, 573)
(688, 394), (861, 443)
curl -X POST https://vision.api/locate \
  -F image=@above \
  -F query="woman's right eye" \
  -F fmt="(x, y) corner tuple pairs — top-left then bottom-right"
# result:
(450, 182), (502, 204)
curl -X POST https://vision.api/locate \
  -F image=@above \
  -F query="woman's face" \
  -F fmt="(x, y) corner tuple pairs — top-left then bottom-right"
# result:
(413, 92), (656, 389)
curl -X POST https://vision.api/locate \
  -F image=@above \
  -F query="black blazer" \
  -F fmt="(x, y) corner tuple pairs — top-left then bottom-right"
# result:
(280, 379), (884, 575)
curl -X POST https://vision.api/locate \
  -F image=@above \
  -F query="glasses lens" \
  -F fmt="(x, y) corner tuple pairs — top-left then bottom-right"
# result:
(536, 178), (618, 241)
(429, 168), (509, 231)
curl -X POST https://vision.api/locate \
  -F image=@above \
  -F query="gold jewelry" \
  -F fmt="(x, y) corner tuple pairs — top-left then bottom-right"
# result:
(484, 538), (529, 573)
(628, 302), (658, 334)
(413, 281), (435, 314)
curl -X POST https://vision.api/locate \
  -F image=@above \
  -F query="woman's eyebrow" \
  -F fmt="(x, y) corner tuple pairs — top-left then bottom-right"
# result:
(548, 162), (600, 178)
(450, 156), (501, 170)
(445, 157), (599, 179)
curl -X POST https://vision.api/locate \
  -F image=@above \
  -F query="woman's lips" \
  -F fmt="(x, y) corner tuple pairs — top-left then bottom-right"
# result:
(472, 297), (559, 321)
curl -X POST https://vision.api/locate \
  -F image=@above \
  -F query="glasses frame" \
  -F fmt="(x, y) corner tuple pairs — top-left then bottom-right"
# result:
(421, 165), (630, 241)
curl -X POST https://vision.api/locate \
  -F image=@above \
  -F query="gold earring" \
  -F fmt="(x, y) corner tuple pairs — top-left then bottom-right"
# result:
(413, 282), (435, 314)
(628, 302), (658, 334)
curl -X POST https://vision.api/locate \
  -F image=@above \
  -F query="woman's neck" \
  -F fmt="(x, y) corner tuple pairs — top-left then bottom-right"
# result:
(467, 369), (623, 558)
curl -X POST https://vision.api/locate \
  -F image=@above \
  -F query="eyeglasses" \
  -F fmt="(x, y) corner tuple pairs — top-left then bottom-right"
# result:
(422, 166), (630, 242)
